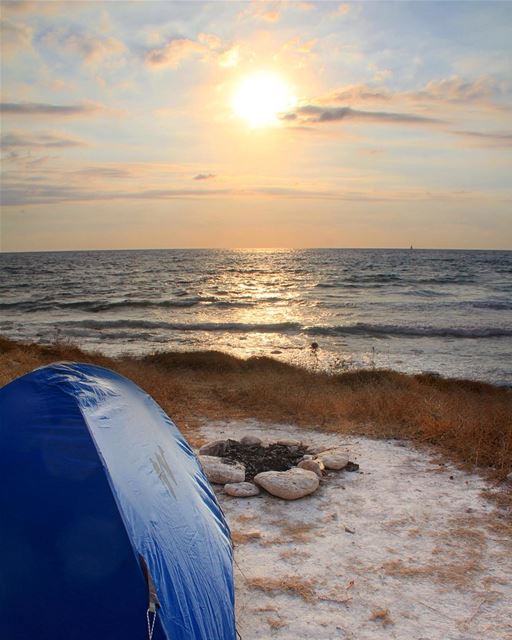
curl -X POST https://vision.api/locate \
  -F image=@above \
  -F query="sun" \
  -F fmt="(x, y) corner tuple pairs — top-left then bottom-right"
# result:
(232, 71), (297, 128)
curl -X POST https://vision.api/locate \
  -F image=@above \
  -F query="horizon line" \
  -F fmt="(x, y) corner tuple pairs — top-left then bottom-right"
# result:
(2, 246), (511, 254)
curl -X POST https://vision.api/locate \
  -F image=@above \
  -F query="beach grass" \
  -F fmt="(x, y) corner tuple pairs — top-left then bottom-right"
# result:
(1, 336), (511, 487)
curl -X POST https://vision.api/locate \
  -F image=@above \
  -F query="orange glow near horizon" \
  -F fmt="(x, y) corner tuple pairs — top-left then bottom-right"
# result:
(231, 71), (297, 127)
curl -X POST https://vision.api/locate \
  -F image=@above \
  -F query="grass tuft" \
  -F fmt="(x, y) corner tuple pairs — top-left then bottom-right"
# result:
(369, 608), (394, 626)
(246, 576), (316, 601)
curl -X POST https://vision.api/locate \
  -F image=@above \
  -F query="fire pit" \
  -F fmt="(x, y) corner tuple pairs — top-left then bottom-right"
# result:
(197, 435), (359, 500)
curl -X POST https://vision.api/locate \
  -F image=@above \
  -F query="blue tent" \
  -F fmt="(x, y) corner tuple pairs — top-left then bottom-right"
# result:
(0, 363), (236, 640)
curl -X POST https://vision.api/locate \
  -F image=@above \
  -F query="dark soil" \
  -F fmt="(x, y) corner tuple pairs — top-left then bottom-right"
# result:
(221, 439), (308, 481)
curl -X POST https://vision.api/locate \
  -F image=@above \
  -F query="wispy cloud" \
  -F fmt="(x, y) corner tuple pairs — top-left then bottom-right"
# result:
(324, 76), (510, 109)
(42, 27), (126, 65)
(217, 45), (240, 68)
(0, 1), (61, 16)
(451, 130), (512, 147)
(0, 131), (86, 148)
(3, 174), (506, 207)
(0, 102), (102, 117)
(409, 76), (507, 105)
(145, 32), (239, 69)
(297, 2), (316, 11)
(0, 19), (32, 56)
(334, 3), (351, 16)
(193, 173), (216, 181)
(72, 166), (133, 179)
(240, 1), (282, 23)
(325, 84), (391, 104)
(283, 105), (442, 126)
(144, 38), (203, 68)
(283, 37), (317, 55)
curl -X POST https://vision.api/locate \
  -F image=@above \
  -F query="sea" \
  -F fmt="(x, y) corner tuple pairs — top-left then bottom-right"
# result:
(1, 249), (511, 385)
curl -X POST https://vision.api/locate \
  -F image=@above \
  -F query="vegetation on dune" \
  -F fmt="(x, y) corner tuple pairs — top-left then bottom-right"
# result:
(1, 336), (511, 485)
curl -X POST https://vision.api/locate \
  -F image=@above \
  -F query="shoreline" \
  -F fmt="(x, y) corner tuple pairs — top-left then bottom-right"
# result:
(1, 335), (511, 493)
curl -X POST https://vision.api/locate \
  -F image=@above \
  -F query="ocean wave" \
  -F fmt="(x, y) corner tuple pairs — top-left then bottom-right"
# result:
(0, 297), (255, 312)
(471, 300), (512, 311)
(401, 288), (449, 297)
(58, 319), (302, 333)
(305, 323), (512, 339)
(48, 318), (512, 339)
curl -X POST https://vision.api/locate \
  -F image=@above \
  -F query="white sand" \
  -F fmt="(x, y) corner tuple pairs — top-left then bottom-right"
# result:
(198, 420), (512, 640)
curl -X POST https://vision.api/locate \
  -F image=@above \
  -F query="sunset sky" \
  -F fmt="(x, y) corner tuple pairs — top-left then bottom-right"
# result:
(1, 0), (511, 251)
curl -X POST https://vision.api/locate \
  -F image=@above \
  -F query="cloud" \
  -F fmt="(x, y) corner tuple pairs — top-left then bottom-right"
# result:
(193, 173), (216, 181)
(0, 131), (86, 148)
(0, 1), (59, 15)
(217, 45), (240, 68)
(259, 9), (280, 23)
(323, 76), (510, 110)
(368, 63), (392, 83)
(0, 102), (102, 117)
(451, 130), (512, 147)
(326, 84), (391, 104)
(42, 27), (126, 65)
(72, 166), (133, 179)
(4, 181), (506, 207)
(297, 2), (315, 10)
(409, 76), (506, 105)
(0, 19), (32, 56)
(334, 3), (351, 16)
(145, 33), (239, 69)
(197, 32), (222, 50)
(1, 185), (230, 206)
(145, 38), (204, 68)
(284, 105), (442, 126)
(239, 1), (281, 23)
(283, 37), (317, 55)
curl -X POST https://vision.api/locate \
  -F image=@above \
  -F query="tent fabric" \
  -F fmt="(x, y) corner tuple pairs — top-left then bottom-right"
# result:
(0, 363), (236, 640)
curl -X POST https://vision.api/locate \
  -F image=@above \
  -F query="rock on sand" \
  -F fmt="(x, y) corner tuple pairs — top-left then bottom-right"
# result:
(298, 458), (324, 478)
(199, 439), (229, 456)
(199, 455), (245, 484)
(254, 468), (319, 500)
(316, 449), (349, 470)
(240, 435), (262, 446)
(224, 482), (260, 497)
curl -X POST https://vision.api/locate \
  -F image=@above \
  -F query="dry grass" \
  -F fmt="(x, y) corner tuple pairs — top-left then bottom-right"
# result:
(246, 576), (317, 602)
(265, 617), (287, 630)
(270, 519), (319, 543)
(369, 608), (394, 626)
(380, 557), (482, 588)
(230, 530), (262, 545)
(1, 336), (511, 489)
(381, 512), (510, 588)
(278, 549), (312, 561)
(235, 513), (258, 524)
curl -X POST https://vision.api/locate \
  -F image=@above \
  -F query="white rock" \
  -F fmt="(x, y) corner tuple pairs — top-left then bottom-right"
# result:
(316, 449), (349, 470)
(254, 468), (319, 500)
(277, 438), (302, 447)
(240, 435), (262, 446)
(199, 455), (245, 484)
(298, 459), (324, 478)
(199, 439), (228, 456)
(306, 443), (334, 455)
(224, 482), (260, 497)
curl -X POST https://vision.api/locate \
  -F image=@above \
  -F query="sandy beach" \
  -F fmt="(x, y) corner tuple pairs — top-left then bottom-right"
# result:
(200, 420), (512, 640)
